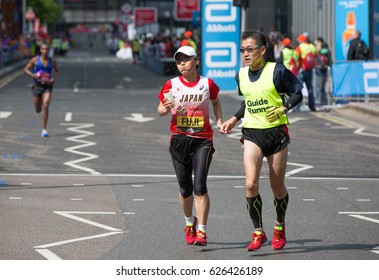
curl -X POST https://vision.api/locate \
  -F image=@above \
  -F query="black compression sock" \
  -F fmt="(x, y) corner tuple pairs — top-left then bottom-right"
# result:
(273, 193), (289, 223)
(246, 195), (263, 229)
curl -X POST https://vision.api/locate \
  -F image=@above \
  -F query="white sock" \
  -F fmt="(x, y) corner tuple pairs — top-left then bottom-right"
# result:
(185, 216), (194, 226)
(198, 224), (206, 233)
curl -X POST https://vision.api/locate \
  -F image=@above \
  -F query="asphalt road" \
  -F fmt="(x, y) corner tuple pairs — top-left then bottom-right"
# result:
(0, 51), (378, 261)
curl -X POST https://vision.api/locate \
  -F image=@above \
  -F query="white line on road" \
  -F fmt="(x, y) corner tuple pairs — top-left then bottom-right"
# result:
(60, 123), (100, 175)
(337, 187), (349, 190)
(338, 212), (379, 214)
(357, 199), (371, 202)
(133, 199), (145, 201)
(70, 198), (82, 201)
(355, 127), (379, 138)
(371, 246), (379, 255)
(303, 199), (315, 201)
(20, 182), (32, 185)
(34, 249), (62, 260)
(65, 112), (72, 122)
(131, 185), (144, 188)
(0, 111), (12, 119)
(9, 197), (21, 200)
(286, 162), (314, 176)
(347, 214), (379, 224)
(124, 212), (135, 215)
(1, 173), (379, 181)
(54, 211), (121, 231)
(73, 81), (80, 92)
(34, 231), (123, 250)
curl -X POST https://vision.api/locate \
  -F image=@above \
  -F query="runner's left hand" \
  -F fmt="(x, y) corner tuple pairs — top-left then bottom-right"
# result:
(265, 106), (285, 123)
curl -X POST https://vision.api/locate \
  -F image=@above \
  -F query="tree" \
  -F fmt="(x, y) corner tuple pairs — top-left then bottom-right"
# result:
(26, 0), (62, 25)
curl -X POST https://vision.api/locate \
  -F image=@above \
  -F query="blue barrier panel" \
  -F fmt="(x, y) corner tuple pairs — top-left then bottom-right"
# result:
(332, 61), (379, 96)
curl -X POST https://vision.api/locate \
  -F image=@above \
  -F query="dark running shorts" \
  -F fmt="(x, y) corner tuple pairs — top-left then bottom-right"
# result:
(169, 134), (214, 165)
(32, 83), (53, 97)
(241, 125), (290, 157)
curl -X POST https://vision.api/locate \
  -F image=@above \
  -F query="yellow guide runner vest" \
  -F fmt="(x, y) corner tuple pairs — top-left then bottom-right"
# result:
(239, 62), (288, 129)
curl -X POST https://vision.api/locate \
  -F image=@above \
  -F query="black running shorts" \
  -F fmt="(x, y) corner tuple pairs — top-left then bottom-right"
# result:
(32, 83), (53, 97)
(169, 135), (215, 197)
(241, 125), (290, 157)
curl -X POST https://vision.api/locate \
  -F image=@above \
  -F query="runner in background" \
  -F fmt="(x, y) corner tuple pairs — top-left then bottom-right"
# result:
(24, 43), (59, 137)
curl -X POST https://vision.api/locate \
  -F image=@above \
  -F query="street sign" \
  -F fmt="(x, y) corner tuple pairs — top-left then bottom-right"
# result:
(134, 7), (157, 27)
(174, 0), (200, 21)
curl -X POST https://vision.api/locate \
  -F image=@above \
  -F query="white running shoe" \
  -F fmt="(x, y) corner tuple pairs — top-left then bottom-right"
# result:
(41, 129), (49, 137)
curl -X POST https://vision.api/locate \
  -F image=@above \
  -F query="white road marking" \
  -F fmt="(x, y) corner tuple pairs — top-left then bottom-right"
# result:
(354, 127), (379, 138)
(54, 211), (121, 231)
(316, 113), (379, 138)
(133, 199), (145, 201)
(60, 123), (100, 175)
(2, 174), (379, 182)
(287, 187), (298, 189)
(303, 199), (315, 201)
(131, 185), (144, 188)
(371, 246), (379, 255)
(124, 113), (155, 123)
(234, 186), (244, 189)
(65, 112), (72, 122)
(0, 111), (12, 119)
(123, 76), (132, 82)
(124, 212), (135, 215)
(34, 232), (123, 250)
(73, 81), (80, 92)
(357, 199), (371, 202)
(288, 117), (308, 123)
(34, 249), (62, 260)
(337, 187), (349, 190)
(34, 211), (124, 260)
(347, 215), (379, 224)
(286, 162), (314, 176)
(20, 182), (32, 185)
(70, 198), (82, 201)
(73, 183), (84, 186)
(339, 212), (379, 214)
(9, 197), (21, 200)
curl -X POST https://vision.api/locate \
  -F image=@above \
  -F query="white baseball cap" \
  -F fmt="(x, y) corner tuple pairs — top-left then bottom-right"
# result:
(174, 46), (197, 60)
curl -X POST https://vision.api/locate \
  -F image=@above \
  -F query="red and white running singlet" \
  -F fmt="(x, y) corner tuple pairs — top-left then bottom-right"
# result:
(158, 75), (219, 141)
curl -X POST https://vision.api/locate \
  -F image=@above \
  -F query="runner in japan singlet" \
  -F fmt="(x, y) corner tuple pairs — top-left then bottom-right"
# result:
(169, 76), (213, 139)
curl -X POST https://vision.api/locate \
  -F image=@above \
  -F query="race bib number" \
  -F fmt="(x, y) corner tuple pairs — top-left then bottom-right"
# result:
(40, 72), (50, 83)
(177, 116), (204, 128)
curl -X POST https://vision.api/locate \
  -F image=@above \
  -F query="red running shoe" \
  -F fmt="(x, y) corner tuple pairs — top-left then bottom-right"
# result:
(184, 216), (197, 245)
(247, 231), (267, 251)
(194, 230), (207, 246)
(272, 224), (286, 250)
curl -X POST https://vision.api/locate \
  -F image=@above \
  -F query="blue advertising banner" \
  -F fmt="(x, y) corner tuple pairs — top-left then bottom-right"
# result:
(201, 0), (240, 92)
(333, 61), (379, 96)
(335, 0), (369, 62)
(374, 0), (379, 60)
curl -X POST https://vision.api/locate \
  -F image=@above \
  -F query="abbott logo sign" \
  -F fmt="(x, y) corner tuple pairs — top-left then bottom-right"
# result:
(205, 42), (237, 68)
(201, 0), (240, 92)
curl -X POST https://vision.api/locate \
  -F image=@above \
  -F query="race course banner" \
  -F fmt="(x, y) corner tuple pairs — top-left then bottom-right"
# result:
(201, 0), (240, 92)
(332, 61), (379, 97)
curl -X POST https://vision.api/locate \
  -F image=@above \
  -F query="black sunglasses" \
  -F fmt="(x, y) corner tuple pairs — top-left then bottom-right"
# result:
(239, 46), (262, 54)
